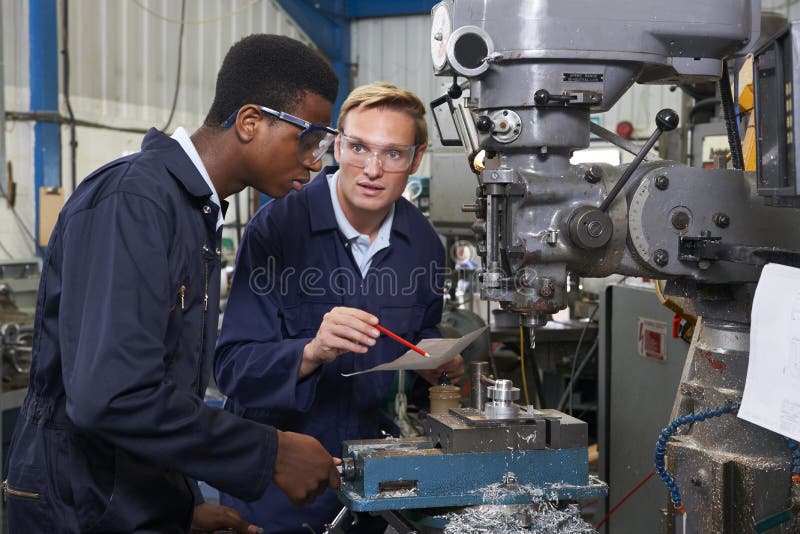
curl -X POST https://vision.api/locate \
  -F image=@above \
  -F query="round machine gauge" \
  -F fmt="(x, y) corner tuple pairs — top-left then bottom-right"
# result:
(430, 3), (453, 71)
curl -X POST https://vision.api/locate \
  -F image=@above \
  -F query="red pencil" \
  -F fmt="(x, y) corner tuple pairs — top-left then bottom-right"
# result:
(375, 324), (430, 357)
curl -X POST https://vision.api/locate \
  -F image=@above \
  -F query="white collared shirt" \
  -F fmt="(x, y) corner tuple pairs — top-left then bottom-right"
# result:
(327, 171), (394, 277)
(171, 127), (224, 230)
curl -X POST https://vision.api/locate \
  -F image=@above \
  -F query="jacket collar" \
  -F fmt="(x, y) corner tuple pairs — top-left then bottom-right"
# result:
(306, 166), (412, 241)
(141, 128), (229, 215)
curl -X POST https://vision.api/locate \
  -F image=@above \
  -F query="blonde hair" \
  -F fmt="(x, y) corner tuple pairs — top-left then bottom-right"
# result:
(338, 82), (428, 146)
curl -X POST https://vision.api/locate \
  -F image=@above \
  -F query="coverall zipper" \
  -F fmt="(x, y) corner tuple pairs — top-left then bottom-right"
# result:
(197, 258), (209, 396)
(3, 479), (41, 501)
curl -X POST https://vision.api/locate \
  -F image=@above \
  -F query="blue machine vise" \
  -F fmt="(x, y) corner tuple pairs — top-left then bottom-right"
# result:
(337, 407), (606, 512)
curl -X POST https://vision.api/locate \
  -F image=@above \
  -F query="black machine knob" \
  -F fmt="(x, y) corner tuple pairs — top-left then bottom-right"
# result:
(475, 115), (494, 133)
(447, 76), (463, 99)
(655, 108), (680, 132)
(534, 89), (551, 105)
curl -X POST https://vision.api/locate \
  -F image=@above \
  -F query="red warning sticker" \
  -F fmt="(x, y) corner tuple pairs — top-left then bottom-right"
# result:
(638, 318), (667, 362)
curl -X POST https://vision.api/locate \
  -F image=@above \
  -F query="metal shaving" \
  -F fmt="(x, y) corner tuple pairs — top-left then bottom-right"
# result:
(439, 503), (596, 533)
(438, 473), (597, 533)
(376, 487), (418, 499)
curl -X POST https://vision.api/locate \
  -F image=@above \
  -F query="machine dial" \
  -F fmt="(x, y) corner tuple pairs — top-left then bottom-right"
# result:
(430, 3), (453, 72)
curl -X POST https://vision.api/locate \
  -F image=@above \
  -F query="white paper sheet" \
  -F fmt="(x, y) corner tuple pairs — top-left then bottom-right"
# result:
(738, 263), (800, 442)
(341, 326), (487, 376)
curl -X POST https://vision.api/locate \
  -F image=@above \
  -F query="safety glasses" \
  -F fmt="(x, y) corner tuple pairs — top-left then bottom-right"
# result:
(338, 133), (417, 172)
(221, 105), (338, 166)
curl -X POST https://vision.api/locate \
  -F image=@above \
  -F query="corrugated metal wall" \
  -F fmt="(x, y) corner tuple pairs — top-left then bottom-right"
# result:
(2, 1), (36, 259)
(67, 0), (311, 129)
(0, 0), (312, 258)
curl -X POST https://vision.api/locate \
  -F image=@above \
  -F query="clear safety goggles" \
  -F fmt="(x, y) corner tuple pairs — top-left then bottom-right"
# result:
(222, 105), (337, 166)
(338, 133), (417, 172)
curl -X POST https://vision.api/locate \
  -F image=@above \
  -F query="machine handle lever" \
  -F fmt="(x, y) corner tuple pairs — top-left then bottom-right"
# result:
(534, 89), (573, 105)
(598, 108), (679, 213)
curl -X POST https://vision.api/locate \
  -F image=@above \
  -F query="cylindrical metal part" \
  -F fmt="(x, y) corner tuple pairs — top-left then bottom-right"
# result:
(340, 457), (356, 481)
(471, 361), (489, 410)
(520, 313), (547, 328)
(485, 379), (521, 418)
(486, 379), (521, 402)
(484, 195), (501, 287)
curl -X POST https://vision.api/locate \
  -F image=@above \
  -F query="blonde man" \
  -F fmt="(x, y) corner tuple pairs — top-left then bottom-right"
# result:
(215, 82), (463, 532)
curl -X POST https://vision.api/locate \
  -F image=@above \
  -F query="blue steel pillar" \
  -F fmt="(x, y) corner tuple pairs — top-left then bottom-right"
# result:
(275, 0), (437, 124)
(274, 0), (350, 125)
(30, 0), (61, 249)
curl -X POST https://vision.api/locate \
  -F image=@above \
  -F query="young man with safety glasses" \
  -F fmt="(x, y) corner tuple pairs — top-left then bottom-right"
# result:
(215, 82), (464, 533)
(5, 35), (342, 533)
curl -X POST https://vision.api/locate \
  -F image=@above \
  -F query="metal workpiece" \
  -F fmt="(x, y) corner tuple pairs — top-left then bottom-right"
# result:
(486, 379), (519, 402)
(485, 379), (521, 419)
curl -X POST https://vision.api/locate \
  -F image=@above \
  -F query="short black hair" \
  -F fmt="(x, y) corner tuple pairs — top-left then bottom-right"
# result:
(204, 34), (338, 127)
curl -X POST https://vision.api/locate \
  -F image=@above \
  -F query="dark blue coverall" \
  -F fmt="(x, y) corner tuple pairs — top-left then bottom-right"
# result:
(4, 129), (276, 533)
(215, 168), (445, 533)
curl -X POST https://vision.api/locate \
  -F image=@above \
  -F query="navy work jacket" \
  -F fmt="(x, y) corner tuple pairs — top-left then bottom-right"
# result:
(215, 168), (445, 533)
(5, 129), (275, 533)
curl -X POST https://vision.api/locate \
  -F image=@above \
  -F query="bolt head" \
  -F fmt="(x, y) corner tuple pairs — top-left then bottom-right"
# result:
(655, 175), (669, 190)
(671, 211), (690, 230)
(653, 249), (669, 266)
(584, 165), (603, 183)
(713, 213), (730, 228)
(587, 220), (604, 237)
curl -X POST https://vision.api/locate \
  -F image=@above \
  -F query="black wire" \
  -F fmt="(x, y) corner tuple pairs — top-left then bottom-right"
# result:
(61, 0), (77, 192)
(687, 98), (720, 125)
(161, 0), (187, 133)
(0, 237), (13, 258)
(6, 202), (38, 254)
(565, 305), (598, 415)
(559, 338), (599, 413)
(720, 61), (745, 170)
